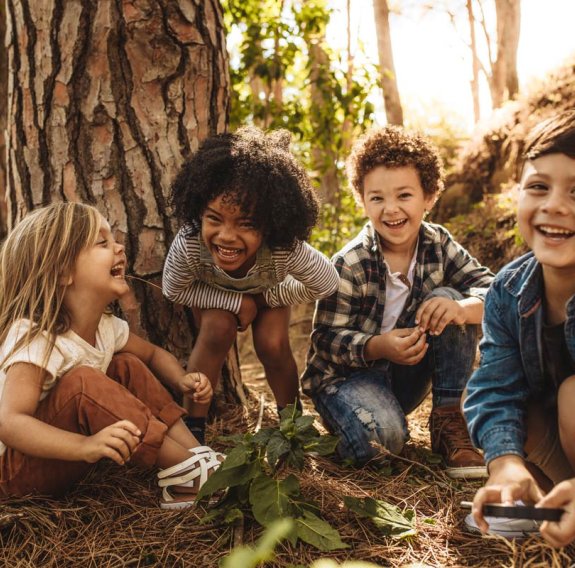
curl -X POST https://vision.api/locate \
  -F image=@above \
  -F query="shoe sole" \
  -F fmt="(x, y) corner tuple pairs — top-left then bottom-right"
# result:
(445, 465), (488, 479)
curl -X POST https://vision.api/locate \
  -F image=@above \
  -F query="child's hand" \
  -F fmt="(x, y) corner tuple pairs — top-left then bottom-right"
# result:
(471, 455), (544, 533)
(415, 297), (466, 335)
(237, 295), (258, 331)
(83, 420), (141, 465)
(181, 371), (213, 405)
(538, 478), (575, 547)
(381, 327), (428, 365)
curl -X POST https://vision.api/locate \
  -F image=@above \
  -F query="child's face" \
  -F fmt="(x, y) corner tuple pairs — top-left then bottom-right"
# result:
(517, 153), (575, 274)
(201, 194), (263, 277)
(361, 165), (435, 254)
(67, 216), (129, 304)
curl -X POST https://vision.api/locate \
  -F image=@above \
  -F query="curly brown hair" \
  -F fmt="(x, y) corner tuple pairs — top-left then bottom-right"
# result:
(346, 125), (445, 200)
(170, 126), (319, 250)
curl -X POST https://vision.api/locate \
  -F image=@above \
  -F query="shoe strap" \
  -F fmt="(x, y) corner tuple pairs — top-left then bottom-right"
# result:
(158, 450), (211, 480)
(158, 454), (221, 489)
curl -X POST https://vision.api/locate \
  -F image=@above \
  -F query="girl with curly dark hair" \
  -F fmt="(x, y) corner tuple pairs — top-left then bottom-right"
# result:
(163, 126), (339, 437)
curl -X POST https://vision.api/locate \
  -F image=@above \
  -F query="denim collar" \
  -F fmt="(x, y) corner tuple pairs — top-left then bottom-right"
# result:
(502, 253), (542, 318)
(503, 252), (575, 320)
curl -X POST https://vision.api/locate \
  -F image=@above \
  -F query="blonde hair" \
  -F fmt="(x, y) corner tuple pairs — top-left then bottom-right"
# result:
(0, 202), (102, 366)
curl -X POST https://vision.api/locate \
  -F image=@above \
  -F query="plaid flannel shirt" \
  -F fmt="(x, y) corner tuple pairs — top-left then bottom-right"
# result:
(301, 221), (495, 396)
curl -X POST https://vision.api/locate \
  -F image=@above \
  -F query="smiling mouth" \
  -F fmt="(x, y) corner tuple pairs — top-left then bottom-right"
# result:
(536, 225), (575, 239)
(383, 219), (408, 228)
(214, 245), (243, 260)
(111, 263), (125, 278)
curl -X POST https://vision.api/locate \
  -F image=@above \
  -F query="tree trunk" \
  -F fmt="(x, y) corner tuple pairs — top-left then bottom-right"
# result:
(6, 0), (245, 403)
(0, 3), (7, 239)
(491, 0), (521, 107)
(372, 0), (403, 126)
(466, 0), (481, 123)
(308, 39), (340, 205)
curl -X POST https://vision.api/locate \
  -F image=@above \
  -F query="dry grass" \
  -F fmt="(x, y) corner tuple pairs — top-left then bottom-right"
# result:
(0, 394), (573, 567)
(1, 312), (573, 567)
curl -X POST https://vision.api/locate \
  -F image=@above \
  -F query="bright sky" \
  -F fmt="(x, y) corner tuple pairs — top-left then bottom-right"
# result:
(328, 0), (575, 133)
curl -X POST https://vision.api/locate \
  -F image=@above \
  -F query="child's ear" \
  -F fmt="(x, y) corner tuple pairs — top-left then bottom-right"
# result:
(60, 273), (73, 286)
(425, 193), (438, 211)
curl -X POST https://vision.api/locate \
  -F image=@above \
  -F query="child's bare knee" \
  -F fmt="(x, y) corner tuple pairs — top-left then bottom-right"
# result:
(254, 335), (291, 367)
(199, 311), (237, 346)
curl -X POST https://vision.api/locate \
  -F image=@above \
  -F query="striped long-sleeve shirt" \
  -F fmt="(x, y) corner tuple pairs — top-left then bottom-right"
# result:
(162, 223), (340, 314)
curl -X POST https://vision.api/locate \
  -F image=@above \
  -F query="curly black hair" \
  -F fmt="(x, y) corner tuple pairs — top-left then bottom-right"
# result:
(170, 126), (319, 250)
(346, 125), (445, 200)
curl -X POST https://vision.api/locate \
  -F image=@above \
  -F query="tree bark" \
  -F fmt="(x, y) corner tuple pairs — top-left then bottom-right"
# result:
(6, 0), (244, 402)
(491, 0), (521, 107)
(466, 0), (481, 123)
(0, 3), (7, 239)
(372, 0), (403, 126)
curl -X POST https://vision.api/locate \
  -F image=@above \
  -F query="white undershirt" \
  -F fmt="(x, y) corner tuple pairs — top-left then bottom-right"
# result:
(381, 250), (417, 333)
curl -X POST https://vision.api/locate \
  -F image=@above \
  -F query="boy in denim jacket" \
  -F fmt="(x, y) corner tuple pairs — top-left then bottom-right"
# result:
(302, 125), (494, 478)
(464, 111), (575, 547)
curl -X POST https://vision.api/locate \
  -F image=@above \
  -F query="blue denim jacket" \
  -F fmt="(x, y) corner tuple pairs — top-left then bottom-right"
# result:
(464, 252), (575, 465)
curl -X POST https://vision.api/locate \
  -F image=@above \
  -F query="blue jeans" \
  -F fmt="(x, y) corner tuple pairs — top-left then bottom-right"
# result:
(312, 288), (478, 464)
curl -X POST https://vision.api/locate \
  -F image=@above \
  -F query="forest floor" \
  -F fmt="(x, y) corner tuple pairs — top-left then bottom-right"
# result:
(0, 302), (573, 567)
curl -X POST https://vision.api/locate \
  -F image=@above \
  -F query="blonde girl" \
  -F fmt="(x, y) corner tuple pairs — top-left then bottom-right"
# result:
(0, 202), (223, 509)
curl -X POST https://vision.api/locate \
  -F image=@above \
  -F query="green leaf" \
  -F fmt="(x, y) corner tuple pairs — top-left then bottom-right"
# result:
(197, 460), (261, 501)
(221, 445), (253, 470)
(249, 474), (300, 526)
(303, 434), (339, 456)
(294, 415), (315, 433)
(252, 428), (274, 448)
(285, 446), (305, 471)
(266, 430), (291, 469)
(294, 510), (348, 551)
(343, 496), (417, 539)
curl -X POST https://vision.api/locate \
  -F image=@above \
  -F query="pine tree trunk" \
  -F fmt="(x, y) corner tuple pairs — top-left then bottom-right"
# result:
(6, 0), (245, 403)
(372, 0), (403, 126)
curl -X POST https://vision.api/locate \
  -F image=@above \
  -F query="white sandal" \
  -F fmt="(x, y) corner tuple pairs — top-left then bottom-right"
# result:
(158, 446), (224, 510)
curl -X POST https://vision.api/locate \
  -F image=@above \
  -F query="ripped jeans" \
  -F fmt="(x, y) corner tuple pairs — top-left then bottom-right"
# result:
(311, 288), (478, 464)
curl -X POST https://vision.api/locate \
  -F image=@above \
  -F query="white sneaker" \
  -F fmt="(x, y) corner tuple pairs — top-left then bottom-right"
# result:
(464, 512), (540, 540)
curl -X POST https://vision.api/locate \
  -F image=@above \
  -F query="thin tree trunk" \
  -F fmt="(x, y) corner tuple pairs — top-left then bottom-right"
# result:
(309, 39), (339, 205)
(491, 0), (521, 107)
(372, 0), (403, 125)
(6, 0), (244, 403)
(466, 0), (481, 123)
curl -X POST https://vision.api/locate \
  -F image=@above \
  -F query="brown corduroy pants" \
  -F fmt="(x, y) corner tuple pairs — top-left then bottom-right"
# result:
(0, 352), (186, 497)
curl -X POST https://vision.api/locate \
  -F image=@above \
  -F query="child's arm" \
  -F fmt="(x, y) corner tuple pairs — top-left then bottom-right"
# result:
(311, 254), (390, 368)
(261, 241), (339, 308)
(0, 363), (140, 464)
(120, 332), (213, 405)
(538, 479), (575, 547)
(463, 278), (530, 464)
(440, 226), (495, 297)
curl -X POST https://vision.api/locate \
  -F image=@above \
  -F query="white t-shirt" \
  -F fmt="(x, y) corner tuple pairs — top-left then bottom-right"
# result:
(0, 314), (130, 455)
(381, 252), (417, 333)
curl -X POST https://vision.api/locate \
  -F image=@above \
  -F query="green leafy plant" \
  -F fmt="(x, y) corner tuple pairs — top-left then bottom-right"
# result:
(343, 496), (417, 540)
(198, 405), (347, 552)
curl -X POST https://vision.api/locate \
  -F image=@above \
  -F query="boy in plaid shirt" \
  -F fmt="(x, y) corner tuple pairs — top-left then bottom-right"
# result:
(302, 125), (494, 478)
